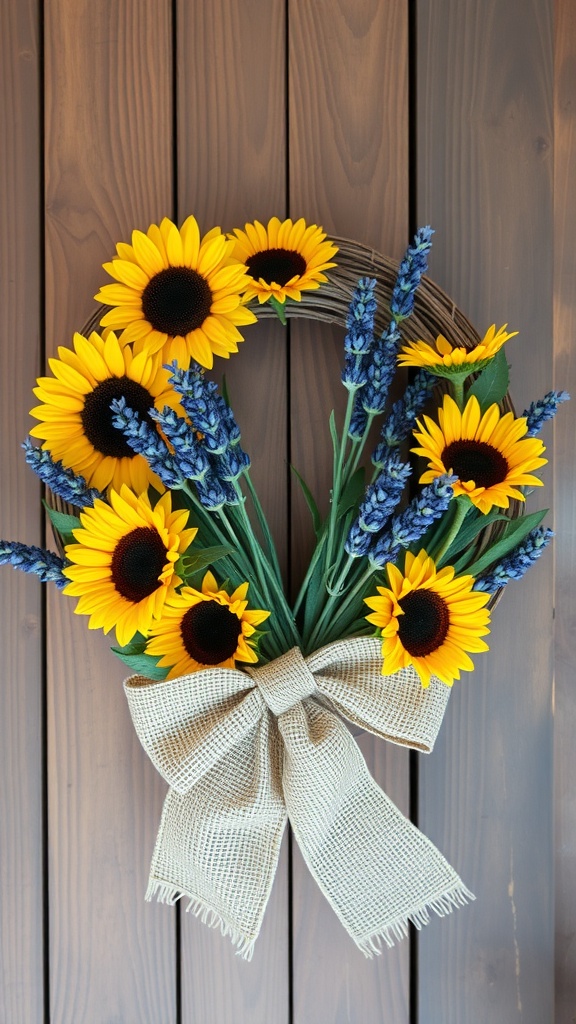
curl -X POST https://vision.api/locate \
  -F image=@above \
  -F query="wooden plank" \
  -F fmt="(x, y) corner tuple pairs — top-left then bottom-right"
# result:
(554, 3), (576, 1019)
(44, 2), (177, 1020)
(0, 1), (44, 1020)
(288, 2), (411, 1020)
(416, 2), (554, 1021)
(176, 2), (290, 1020)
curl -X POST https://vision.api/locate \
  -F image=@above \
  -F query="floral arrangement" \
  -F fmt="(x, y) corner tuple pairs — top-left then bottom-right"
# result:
(1, 214), (567, 958)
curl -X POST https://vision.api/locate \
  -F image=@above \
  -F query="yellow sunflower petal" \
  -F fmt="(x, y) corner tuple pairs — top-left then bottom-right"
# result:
(132, 229), (166, 276)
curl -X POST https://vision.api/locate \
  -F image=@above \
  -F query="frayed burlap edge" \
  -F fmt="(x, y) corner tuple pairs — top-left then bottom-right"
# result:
(355, 883), (476, 956)
(146, 878), (258, 961)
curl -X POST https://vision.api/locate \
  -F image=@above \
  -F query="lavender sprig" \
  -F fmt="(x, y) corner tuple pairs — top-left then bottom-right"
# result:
(390, 226), (434, 320)
(195, 473), (237, 511)
(110, 398), (185, 489)
(341, 277), (377, 390)
(522, 391), (570, 437)
(210, 446), (250, 482)
(345, 451), (412, 559)
(23, 439), (104, 508)
(345, 229), (434, 443)
(347, 402), (369, 440)
(0, 540), (68, 589)
(374, 369), (436, 456)
(473, 526), (553, 593)
(360, 321), (402, 416)
(149, 406), (211, 482)
(167, 363), (237, 453)
(368, 475), (456, 569)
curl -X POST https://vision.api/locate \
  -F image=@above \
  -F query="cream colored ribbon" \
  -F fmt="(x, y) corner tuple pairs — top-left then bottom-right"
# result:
(125, 637), (473, 959)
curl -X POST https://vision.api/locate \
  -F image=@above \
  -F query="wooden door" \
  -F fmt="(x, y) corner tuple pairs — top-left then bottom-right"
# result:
(1, 2), (574, 1021)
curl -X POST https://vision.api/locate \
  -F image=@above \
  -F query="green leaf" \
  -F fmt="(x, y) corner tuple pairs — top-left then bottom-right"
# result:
(291, 465), (322, 536)
(113, 632), (148, 656)
(328, 409), (339, 459)
(337, 467), (365, 518)
(302, 554), (328, 640)
(110, 648), (168, 680)
(464, 509), (548, 578)
(465, 349), (510, 412)
(437, 506), (508, 568)
(43, 503), (82, 545)
(178, 544), (236, 577)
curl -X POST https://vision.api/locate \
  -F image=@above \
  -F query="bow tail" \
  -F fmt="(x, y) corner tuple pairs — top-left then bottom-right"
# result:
(146, 713), (288, 959)
(278, 699), (474, 955)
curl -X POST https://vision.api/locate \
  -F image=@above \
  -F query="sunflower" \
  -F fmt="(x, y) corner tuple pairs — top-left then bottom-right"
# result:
(95, 215), (257, 370)
(30, 330), (184, 494)
(145, 570), (270, 679)
(365, 549), (491, 687)
(397, 324), (517, 377)
(228, 216), (338, 306)
(63, 486), (197, 647)
(412, 394), (547, 514)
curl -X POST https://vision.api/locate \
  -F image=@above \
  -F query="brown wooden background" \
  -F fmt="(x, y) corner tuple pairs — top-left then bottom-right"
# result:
(1, 1), (574, 1021)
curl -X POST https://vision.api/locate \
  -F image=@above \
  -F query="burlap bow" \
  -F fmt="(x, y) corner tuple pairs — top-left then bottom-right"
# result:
(125, 636), (473, 959)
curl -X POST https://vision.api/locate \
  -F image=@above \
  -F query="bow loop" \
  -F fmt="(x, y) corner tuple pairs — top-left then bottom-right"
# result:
(125, 668), (262, 794)
(247, 647), (316, 716)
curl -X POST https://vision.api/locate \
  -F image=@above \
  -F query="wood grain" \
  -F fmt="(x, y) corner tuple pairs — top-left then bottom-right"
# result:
(416, 2), (555, 1021)
(0, 1), (44, 1020)
(2, 1), (574, 1019)
(554, 4), (576, 1020)
(288, 2), (410, 1020)
(44, 1), (177, 1019)
(177, 2), (290, 1019)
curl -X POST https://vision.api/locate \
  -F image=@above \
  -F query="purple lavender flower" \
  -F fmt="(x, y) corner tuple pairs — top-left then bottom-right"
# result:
(374, 369), (436, 453)
(522, 391), (569, 437)
(195, 473), (233, 511)
(473, 526), (553, 592)
(211, 446), (250, 482)
(390, 226), (434, 320)
(342, 277), (377, 390)
(23, 439), (103, 508)
(368, 475), (455, 569)
(343, 521), (373, 558)
(360, 321), (402, 415)
(0, 540), (68, 589)
(149, 406), (210, 482)
(348, 401), (369, 440)
(110, 398), (185, 489)
(168, 363), (234, 453)
(345, 452), (411, 557)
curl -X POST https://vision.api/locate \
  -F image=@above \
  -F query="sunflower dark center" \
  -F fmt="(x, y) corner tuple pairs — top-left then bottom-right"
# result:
(246, 248), (307, 287)
(180, 600), (241, 666)
(397, 589), (450, 657)
(141, 266), (212, 336)
(110, 527), (167, 604)
(81, 376), (155, 459)
(442, 439), (508, 488)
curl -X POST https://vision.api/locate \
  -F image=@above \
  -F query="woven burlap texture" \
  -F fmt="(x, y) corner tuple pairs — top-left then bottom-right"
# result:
(125, 636), (473, 959)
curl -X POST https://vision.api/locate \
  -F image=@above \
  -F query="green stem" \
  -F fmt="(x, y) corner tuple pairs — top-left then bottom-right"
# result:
(433, 497), (470, 563)
(242, 469), (283, 586)
(326, 552), (356, 598)
(181, 484), (278, 634)
(344, 412), (376, 485)
(451, 377), (465, 409)
(292, 529), (327, 618)
(323, 388), (357, 586)
(306, 562), (374, 654)
(229, 489), (301, 650)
